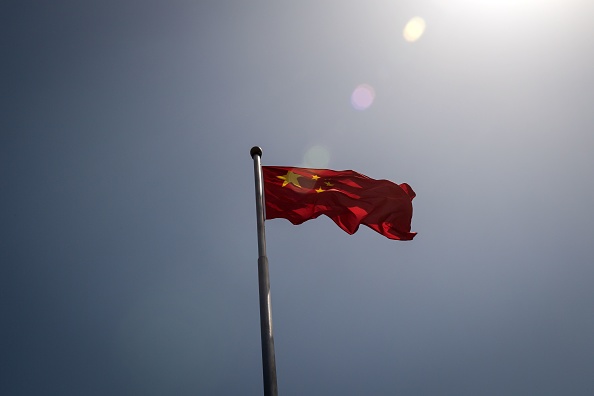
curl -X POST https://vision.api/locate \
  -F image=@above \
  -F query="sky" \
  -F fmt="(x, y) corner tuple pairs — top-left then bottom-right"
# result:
(2, 0), (594, 395)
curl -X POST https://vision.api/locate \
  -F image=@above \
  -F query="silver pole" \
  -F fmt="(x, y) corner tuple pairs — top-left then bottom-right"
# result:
(250, 146), (278, 396)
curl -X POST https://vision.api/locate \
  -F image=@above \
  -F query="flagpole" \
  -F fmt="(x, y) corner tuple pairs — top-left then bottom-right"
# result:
(250, 146), (278, 396)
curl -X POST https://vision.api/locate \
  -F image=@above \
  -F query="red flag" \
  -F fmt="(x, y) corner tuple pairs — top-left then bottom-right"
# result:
(263, 166), (416, 240)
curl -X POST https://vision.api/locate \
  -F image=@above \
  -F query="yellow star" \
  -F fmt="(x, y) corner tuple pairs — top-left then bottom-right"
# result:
(277, 171), (302, 188)
(324, 181), (334, 187)
(312, 175), (320, 180)
(315, 187), (324, 193)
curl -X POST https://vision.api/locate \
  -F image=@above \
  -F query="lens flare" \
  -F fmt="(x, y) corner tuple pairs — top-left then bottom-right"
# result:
(303, 145), (330, 168)
(351, 84), (375, 111)
(403, 17), (426, 42)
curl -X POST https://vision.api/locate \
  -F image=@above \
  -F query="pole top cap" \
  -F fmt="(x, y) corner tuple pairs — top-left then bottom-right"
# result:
(250, 146), (263, 158)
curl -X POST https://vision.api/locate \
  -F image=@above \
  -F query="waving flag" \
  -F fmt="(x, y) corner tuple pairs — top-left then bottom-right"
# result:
(263, 166), (416, 240)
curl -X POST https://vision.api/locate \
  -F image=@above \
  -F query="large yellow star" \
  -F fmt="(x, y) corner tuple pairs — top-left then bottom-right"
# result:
(277, 171), (302, 188)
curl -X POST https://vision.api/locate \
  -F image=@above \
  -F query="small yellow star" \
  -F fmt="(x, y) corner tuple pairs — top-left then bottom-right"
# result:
(277, 171), (302, 188)
(324, 181), (334, 187)
(315, 187), (324, 193)
(312, 175), (320, 180)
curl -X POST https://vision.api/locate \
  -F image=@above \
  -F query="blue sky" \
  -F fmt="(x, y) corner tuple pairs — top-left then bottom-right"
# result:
(2, 1), (594, 395)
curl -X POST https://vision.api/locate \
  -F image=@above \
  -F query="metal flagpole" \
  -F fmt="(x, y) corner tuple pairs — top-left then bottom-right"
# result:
(250, 146), (278, 396)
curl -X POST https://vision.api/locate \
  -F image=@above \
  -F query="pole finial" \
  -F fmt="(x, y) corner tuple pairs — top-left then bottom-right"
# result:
(250, 146), (263, 158)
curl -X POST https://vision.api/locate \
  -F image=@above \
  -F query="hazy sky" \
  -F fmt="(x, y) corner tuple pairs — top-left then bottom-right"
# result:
(2, 1), (594, 395)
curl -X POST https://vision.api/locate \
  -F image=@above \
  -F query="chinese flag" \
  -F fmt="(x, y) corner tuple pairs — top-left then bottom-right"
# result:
(263, 166), (416, 240)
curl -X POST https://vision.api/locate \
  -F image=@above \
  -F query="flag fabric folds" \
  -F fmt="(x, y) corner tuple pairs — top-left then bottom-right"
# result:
(263, 166), (416, 240)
